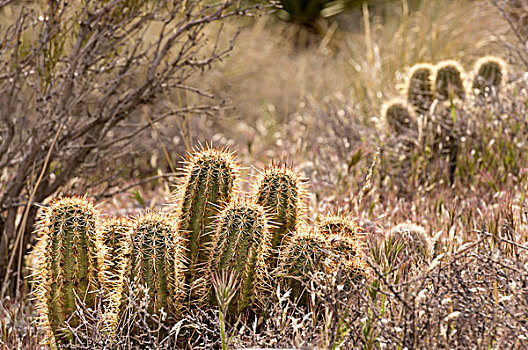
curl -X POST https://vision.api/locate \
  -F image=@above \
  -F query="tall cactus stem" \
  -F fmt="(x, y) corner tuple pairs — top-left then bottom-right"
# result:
(252, 162), (307, 265)
(172, 146), (240, 302)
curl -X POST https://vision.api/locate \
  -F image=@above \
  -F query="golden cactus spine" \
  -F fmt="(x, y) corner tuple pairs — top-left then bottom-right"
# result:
(204, 198), (271, 313)
(406, 63), (434, 112)
(173, 147), (239, 301)
(472, 56), (507, 94)
(434, 60), (466, 101)
(129, 212), (185, 320)
(381, 99), (416, 134)
(252, 162), (306, 265)
(34, 195), (107, 345)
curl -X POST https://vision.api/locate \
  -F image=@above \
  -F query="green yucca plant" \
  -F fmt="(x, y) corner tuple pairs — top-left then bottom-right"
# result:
(129, 212), (185, 321)
(173, 147), (239, 302)
(406, 63), (434, 113)
(277, 0), (366, 30)
(471, 56), (507, 94)
(434, 60), (466, 101)
(252, 162), (306, 265)
(203, 197), (271, 314)
(34, 196), (108, 345)
(381, 99), (416, 134)
(316, 213), (365, 237)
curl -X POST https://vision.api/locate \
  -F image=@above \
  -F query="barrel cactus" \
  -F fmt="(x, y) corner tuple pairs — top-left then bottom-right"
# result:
(275, 225), (327, 306)
(203, 198), (271, 313)
(406, 63), (434, 113)
(173, 147), (240, 302)
(129, 212), (185, 320)
(316, 213), (365, 238)
(98, 217), (133, 333)
(434, 60), (466, 101)
(381, 99), (416, 134)
(252, 162), (306, 265)
(34, 196), (107, 345)
(276, 225), (369, 307)
(471, 56), (506, 94)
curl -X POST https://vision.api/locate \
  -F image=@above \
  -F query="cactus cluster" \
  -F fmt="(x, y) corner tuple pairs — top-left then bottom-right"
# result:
(381, 55), (507, 129)
(33, 146), (370, 346)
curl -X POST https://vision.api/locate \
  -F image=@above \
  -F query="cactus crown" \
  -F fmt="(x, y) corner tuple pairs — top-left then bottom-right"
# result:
(34, 195), (106, 344)
(472, 56), (507, 93)
(173, 146), (240, 300)
(381, 99), (416, 134)
(252, 162), (307, 260)
(205, 197), (271, 313)
(434, 60), (465, 101)
(130, 212), (185, 318)
(405, 63), (434, 112)
(317, 214), (366, 238)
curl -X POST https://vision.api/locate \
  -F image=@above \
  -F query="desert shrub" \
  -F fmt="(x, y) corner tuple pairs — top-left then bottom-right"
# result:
(0, 0), (259, 296)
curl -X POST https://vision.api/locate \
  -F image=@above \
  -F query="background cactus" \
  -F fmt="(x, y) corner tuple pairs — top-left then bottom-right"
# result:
(406, 63), (434, 113)
(472, 56), (506, 94)
(252, 162), (306, 265)
(381, 99), (416, 134)
(173, 147), (239, 302)
(204, 198), (271, 314)
(434, 60), (466, 100)
(34, 196), (107, 344)
(129, 212), (185, 320)
(316, 214), (365, 238)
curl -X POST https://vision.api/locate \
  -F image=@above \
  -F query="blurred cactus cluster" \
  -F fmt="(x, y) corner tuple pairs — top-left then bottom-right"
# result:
(33, 147), (370, 347)
(380, 55), (508, 187)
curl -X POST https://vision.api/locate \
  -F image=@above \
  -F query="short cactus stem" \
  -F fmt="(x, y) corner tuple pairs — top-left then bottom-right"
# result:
(316, 213), (366, 238)
(275, 225), (328, 306)
(276, 225), (369, 307)
(472, 56), (506, 95)
(381, 99), (416, 134)
(406, 63), (434, 113)
(205, 197), (271, 313)
(434, 60), (466, 101)
(252, 162), (306, 265)
(98, 217), (133, 334)
(172, 146), (240, 302)
(33, 195), (107, 345)
(129, 212), (185, 320)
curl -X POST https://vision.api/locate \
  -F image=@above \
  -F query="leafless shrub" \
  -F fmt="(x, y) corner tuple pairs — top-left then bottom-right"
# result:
(0, 0), (262, 296)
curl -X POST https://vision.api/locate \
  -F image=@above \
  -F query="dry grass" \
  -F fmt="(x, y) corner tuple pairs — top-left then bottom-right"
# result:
(2, 0), (528, 348)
